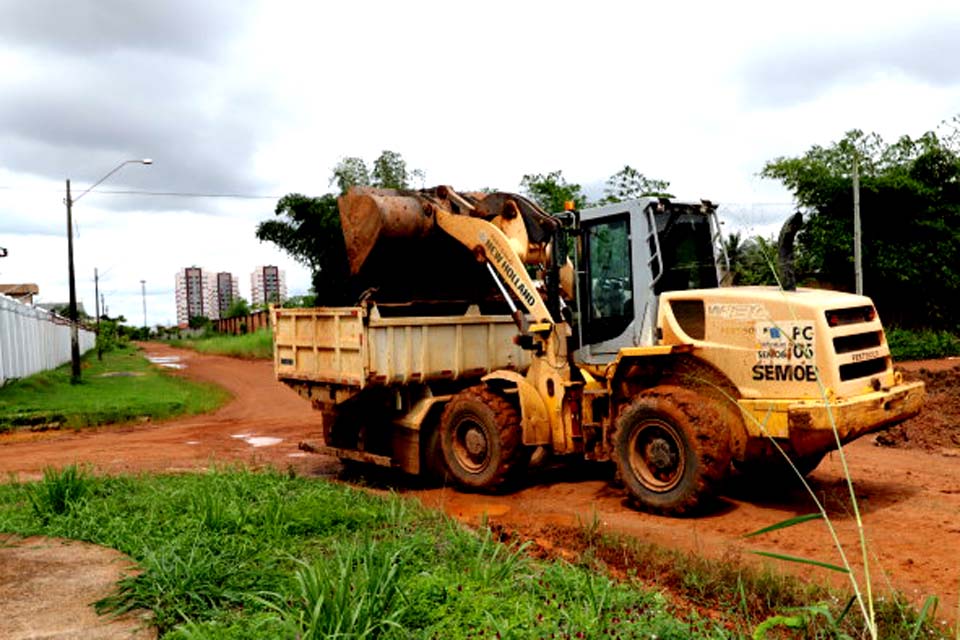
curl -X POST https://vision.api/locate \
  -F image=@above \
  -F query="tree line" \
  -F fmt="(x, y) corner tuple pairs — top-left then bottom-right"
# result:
(257, 118), (960, 331)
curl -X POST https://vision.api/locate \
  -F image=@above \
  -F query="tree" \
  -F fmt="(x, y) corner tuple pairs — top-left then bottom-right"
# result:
(520, 170), (588, 213)
(259, 151), (425, 305)
(188, 315), (211, 330)
(330, 156), (370, 195)
(720, 232), (781, 286)
(372, 150), (424, 189)
(600, 165), (672, 203)
(763, 126), (960, 329)
(224, 297), (251, 319)
(256, 193), (352, 305)
(330, 150), (424, 195)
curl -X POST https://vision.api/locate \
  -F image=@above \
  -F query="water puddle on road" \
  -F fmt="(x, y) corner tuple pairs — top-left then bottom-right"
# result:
(146, 355), (185, 370)
(230, 434), (283, 448)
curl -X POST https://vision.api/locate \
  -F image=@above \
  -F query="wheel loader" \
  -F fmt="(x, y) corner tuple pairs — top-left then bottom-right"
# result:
(273, 185), (924, 515)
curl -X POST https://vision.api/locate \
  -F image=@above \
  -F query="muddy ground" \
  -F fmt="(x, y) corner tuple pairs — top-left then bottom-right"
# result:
(1, 345), (959, 630)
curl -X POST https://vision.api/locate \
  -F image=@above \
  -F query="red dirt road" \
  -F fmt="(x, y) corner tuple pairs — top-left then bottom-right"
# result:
(2, 345), (958, 623)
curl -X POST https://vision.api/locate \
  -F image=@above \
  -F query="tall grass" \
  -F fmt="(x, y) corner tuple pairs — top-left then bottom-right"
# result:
(168, 329), (273, 360)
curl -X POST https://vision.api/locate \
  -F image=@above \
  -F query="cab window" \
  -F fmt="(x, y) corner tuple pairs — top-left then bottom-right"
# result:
(583, 214), (634, 344)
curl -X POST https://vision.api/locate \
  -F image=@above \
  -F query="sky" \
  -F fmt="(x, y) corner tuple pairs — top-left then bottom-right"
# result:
(2, 0), (959, 326)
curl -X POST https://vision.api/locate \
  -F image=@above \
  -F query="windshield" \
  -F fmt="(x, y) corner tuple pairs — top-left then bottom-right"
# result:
(651, 208), (718, 294)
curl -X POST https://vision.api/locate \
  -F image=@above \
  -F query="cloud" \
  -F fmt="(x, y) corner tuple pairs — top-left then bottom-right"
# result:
(739, 15), (960, 108)
(0, 0), (279, 212)
(0, 0), (251, 57)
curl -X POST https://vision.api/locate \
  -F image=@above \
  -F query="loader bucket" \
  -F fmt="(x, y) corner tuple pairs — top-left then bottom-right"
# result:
(338, 187), (436, 274)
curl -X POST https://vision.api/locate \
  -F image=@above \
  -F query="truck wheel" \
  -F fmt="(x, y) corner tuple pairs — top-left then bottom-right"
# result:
(611, 386), (731, 515)
(439, 386), (524, 491)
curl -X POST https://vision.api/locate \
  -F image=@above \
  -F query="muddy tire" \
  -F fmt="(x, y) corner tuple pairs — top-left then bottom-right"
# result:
(439, 386), (525, 491)
(611, 385), (732, 515)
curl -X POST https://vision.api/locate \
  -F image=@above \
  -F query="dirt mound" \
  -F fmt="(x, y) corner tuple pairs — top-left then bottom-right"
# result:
(876, 361), (960, 452)
(0, 536), (154, 639)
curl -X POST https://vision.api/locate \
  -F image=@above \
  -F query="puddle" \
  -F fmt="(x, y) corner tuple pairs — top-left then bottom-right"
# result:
(230, 434), (283, 448)
(246, 436), (283, 448)
(147, 355), (186, 370)
(185, 440), (200, 445)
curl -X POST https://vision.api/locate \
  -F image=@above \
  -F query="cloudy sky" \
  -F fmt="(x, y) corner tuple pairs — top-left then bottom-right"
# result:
(2, 1), (959, 326)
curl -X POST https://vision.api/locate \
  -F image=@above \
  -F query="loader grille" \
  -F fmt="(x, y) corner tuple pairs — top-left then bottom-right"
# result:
(833, 331), (882, 354)
(839, 357), (887, 382)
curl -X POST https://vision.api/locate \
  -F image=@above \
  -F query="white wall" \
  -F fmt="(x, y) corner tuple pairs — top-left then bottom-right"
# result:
(0, 294), (95, 386)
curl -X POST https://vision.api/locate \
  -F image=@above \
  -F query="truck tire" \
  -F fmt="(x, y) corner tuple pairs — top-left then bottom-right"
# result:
(611, 385), (732, 515)
(439, 386), (525, 491)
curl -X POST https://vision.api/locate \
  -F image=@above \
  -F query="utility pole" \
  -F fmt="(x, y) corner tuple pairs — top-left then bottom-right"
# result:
(66, 179), (82, 384)
(853, 153), (863, 295)
(94, 268), (102, 360)
(141, 279), (147, 334)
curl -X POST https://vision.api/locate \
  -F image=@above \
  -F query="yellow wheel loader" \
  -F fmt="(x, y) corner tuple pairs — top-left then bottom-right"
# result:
(273, 186), (923, 515)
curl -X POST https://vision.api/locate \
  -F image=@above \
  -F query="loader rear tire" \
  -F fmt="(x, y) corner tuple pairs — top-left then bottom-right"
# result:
(611, 385), (731, 516)
(439, 386), (525, 491)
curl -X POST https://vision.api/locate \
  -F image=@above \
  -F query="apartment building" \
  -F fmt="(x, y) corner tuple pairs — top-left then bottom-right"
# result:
(250, 265), (287, 306)
(175, 267), (238, 326)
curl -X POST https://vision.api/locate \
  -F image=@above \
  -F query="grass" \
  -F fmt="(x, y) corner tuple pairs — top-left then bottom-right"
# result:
(0, 344), (229, 432)
(0, 467), (727, 639)
(887, 327), (960, 361)
(569, 514), (948, 639)
(168, 329), (273, 360)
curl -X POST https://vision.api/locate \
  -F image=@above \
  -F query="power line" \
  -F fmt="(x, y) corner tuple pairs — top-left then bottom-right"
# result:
(0, 185), (285, 199)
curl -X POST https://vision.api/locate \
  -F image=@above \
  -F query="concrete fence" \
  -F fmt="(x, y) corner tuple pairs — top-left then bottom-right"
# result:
(213, 309), (271, 336)
(0, 294), (95, 386)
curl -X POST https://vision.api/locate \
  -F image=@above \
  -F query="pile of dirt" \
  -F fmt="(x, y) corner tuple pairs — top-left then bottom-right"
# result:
(876, 362), (960, 452)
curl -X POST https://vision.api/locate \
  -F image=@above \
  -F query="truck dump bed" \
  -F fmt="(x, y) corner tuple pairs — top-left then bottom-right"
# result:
(273, 304), (529, 389)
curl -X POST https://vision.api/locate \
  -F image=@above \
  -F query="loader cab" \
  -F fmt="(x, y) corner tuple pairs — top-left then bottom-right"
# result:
(572, 198), (724, 365)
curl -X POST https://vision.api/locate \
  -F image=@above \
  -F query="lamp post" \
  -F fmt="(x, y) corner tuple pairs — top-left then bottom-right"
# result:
(141, 279), (147, 334)
(66, 158), (152, 383)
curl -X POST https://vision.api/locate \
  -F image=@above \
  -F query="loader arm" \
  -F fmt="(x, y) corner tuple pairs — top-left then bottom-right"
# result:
(339, 186), (557, 329)
(434, 208), (555, 326)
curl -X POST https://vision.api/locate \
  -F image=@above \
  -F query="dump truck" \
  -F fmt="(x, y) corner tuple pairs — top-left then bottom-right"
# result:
(273, 186), (924, 514)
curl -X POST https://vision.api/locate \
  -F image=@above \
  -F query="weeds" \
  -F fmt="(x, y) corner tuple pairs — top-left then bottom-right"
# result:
(28, 465), (91, 521)
(262, 540), (406, 639)
(0, 469), (725, 638)
(168, 329), (273, 360)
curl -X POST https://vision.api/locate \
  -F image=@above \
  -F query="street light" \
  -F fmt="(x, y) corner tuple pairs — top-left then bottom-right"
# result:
(66, 158), (152, 383)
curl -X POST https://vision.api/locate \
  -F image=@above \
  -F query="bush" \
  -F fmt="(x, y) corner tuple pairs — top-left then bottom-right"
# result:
(886, 327), (960, 361)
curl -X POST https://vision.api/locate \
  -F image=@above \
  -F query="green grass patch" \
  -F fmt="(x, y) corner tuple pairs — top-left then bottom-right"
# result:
(569, 513), (948, 639)
(0, 468), (728, 639)
(887, 327), (960, 361)
(0, 345), (229, 432)
(168, 329), (273, 360)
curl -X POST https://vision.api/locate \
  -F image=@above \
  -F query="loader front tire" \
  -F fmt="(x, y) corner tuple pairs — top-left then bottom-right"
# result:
(440, 386), (525, 491)
(612, 386), (731, 516)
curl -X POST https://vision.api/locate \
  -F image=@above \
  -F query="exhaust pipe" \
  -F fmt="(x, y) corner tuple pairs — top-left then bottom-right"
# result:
(778, 211), (803, 291)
